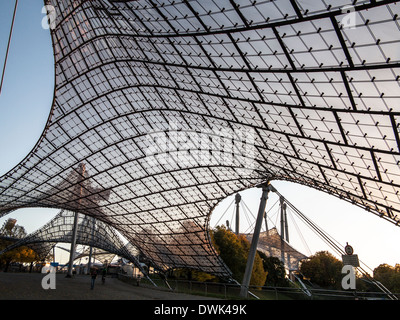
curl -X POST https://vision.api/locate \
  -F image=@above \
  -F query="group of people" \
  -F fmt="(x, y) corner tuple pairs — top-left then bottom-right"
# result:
(90, 267), (107, 290)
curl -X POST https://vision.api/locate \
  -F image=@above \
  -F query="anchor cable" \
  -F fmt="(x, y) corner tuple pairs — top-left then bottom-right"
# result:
(0, 0), (19, 97)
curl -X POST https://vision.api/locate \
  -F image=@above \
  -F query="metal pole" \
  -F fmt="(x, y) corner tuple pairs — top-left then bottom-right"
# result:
(280, 197), (285, 265)
(264, 211), (269, 235)
(66, 211), (79, 277)
(66, 163), (85, 278)
(280, 196), (286, 241)
(240, 183), (273, 298)
(0, 0), (18, 97)
(235, 193), (241, 235)
(87, 216), (95, 274)
(87, 246), (93, 273)
(284, 202), (289, 242)
(283, 201), (290, 271)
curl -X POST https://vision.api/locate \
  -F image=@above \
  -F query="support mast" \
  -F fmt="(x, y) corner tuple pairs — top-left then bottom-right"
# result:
(66, 164), (85, 278)
(235, 193), (241, 235)
(240, 183), (274, 298)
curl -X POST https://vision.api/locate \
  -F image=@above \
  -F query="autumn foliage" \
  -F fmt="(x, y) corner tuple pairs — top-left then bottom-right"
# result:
(211, 225), (267, 286)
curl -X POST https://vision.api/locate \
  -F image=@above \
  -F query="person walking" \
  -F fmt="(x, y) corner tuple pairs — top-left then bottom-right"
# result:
(90, 267), (97, 290)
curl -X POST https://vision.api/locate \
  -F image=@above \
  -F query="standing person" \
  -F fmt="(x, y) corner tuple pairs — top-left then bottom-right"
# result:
(90, 267), (97, 290)
(101, 267), (107, 284)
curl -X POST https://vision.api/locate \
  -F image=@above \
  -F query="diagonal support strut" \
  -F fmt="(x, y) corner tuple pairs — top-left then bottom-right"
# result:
(240, 182), (275, 298)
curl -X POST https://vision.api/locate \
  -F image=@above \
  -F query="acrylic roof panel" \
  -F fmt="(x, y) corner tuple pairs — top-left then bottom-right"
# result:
(0, 210), (141, 266)
(1, 0), (400, 277)
(245, 228), (308, 271)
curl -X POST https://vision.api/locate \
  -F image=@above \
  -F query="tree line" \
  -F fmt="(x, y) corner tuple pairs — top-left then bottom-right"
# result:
(1, 220), (399, 294)
(0, 220), (40, 272)
(298, 250), (400, 293)
(173, 226), (400, 294)
(171, 225), (290, 287)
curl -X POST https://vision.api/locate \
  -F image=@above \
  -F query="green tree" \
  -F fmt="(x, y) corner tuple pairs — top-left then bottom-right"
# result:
(258, 252), (289, 287)
(299, 251), (343, 289)
(211, 226), (247, 281)
(211, 226), (267, 286)
(373, 263), (400, 293)
(172, 268), (218, 282)
(374, 264), (394, 285)
(0, 220), (39, 271)
(238, 233), (267, 287)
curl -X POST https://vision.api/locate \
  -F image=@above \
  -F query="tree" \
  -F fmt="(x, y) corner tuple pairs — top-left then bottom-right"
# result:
(0, 219), (27, 238)
(299, 251), (343, 289)
(211, 226), (267, 286)
(172, 268), (218, 282)
(258, 252), (289, 287)
(0, 240), (39, 271)
(373, 263), (400, 293)
(374, 263), (394, 285)
(211, 226), (247, 281)
(238, 233), (267, 286)
(0, 219), (39, 271)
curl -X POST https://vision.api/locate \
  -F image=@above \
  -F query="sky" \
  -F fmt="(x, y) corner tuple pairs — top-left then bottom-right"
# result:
(0, 0), (399, 273)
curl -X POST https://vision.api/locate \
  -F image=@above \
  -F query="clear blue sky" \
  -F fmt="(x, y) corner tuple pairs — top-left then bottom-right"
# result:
(0, 0), (399, 272)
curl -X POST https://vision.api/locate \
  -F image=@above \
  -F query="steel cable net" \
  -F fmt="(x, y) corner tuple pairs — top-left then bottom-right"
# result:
(244, 228), (308, 271)
(0, 210), (141, 265)
(1, 0), (400, 277)
(74, 247), (118, 265)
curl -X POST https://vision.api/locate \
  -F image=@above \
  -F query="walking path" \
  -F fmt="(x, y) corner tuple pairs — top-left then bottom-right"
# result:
(0, 273), (219, 300)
